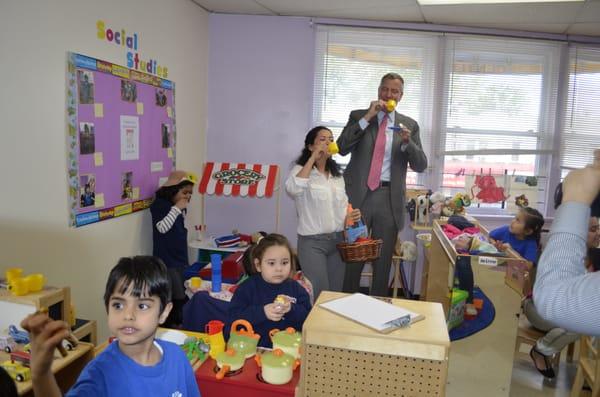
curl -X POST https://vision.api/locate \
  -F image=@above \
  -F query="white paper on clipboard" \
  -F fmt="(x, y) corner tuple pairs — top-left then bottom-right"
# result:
(319, 293), (425, 333)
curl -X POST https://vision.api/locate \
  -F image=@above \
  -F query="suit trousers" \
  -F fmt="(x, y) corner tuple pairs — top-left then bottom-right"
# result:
(343, 186), (398, 297)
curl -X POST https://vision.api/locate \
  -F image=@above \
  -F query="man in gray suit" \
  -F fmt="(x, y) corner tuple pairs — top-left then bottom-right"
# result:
(338, 73), (427, 297)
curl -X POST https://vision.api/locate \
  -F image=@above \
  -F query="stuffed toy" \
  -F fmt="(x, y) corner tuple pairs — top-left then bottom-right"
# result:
(428, 191), (446, 216)
(415, 195), (429, 224)
(400, 241), (418, 261)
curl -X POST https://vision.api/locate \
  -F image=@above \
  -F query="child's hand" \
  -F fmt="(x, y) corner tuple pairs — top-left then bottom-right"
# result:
(21, 312), (70, 378)
(175, 197), (188, 210)
(264, 303), (284, 321)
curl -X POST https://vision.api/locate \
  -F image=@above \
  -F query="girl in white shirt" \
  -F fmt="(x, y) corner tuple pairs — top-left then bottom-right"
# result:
(285, 126), (360, 301)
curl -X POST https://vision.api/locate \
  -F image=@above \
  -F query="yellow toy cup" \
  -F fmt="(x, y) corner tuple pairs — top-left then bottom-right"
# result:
(5, 267), (23, 284)
(25, 273), (46, 292)
(8, 277), (29, 296)
(189, 277), (202, 289)
(386, 99), (397, 112)
(328, 142), (339, 155)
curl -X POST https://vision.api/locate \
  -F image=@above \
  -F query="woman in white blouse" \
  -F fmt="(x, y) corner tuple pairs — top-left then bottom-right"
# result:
(285, 126), (360, 301)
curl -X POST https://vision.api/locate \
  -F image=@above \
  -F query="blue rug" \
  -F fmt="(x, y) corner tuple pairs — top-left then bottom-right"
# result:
(449, 287), (495, 341)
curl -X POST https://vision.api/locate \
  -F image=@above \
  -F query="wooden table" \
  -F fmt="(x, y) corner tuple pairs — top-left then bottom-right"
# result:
(0, 342), (94, 396)
(300, 291), (450, 396)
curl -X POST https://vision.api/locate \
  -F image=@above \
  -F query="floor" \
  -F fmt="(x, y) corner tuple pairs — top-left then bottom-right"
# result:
(442, 263), (584, 397)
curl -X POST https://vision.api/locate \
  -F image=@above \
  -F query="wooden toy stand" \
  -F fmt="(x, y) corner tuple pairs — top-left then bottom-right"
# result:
(299, 291), (449, 396)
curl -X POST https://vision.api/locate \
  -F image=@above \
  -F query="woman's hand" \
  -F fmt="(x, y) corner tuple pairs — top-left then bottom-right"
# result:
(310, 141), (328, 161)
(345, 208), (361, 225)
(175, 197), (188, 210)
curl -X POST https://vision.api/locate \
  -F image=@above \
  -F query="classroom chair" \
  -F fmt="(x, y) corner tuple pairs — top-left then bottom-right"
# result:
(571, 335), (600, 397)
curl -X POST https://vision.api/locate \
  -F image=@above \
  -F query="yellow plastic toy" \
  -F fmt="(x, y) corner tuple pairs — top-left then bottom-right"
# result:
(386, 99), (397, 112)
(328, 141), (339, 155)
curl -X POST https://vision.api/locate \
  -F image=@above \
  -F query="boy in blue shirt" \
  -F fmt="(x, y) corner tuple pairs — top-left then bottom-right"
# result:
(22, 256), (201, 397)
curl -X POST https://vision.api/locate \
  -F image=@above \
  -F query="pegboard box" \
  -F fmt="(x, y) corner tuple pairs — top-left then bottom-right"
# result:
(300, 291), (450, 397)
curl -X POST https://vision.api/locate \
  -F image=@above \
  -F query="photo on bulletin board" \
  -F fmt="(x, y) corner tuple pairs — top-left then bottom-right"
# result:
(66, 52), (176, 227)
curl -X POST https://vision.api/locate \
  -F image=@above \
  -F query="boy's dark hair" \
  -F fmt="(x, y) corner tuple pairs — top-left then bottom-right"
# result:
(245, 233), (296, 276)
(521, 207), (545, 246)
(0, 366), (17, 397)
(295, 126), (341, 178)
(155, 181), (194, 204)
(103, 256), (171, 314)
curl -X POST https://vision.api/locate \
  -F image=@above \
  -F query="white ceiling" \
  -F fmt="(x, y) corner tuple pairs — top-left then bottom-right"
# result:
(192, 0), (600, 37)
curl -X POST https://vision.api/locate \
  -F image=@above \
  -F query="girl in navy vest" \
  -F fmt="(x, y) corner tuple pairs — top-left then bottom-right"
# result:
(151, 170), (196, 327)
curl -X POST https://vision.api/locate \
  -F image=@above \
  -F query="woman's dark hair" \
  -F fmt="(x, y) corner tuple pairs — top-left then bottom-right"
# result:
(155, 181), (194, 204)
(243, 233), (296, 277)
(295, 126), (341, 178)
(520, 207), (545, 246)
(104, 256), (171, 314)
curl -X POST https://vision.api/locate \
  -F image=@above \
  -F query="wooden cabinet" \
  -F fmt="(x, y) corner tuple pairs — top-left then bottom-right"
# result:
(300, 291), (450, 396)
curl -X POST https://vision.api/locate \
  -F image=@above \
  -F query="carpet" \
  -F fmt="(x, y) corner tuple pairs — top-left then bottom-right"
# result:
(449, 286), (496, 341)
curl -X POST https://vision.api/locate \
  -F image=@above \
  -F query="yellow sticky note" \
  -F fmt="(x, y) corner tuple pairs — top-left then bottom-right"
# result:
(94, 103), (104, 118)
(136, 102), (144, 115)
(95, 193), (105, 208)
(132, 187), (140, 200)
(167, 148), (173, 158)
(94, 152), (103, 166)
(167, 106), (173, 118)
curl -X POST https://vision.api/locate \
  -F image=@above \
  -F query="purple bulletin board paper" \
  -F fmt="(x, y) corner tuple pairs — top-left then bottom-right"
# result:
(67, 52), (176, 227)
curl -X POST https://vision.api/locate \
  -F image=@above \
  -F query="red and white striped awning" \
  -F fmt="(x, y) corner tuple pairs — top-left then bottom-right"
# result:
(198, 162), (279, 197)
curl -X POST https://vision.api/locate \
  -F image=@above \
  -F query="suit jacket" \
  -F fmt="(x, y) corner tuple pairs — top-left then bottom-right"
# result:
(337, 109), (427, 228)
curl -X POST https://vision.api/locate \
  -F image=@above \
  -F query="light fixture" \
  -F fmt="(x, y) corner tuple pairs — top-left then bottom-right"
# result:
(418, 0), (583, 4)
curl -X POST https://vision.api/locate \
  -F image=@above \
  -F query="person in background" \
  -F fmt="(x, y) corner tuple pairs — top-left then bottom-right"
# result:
(228, 234), (312, 347)
(285, 126), (360, 301)
(151, 170), (196, 328)
(21, 256), (201, 397)
(534, 149), (600, 336)
(525, 216), (599, 378)
(489, 207), (545, 264)
(337, 73), (427, 296)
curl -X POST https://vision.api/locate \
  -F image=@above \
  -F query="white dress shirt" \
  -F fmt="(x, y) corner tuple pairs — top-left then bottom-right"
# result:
(359, 111), (401, 182)
(285, 164), (348, 236)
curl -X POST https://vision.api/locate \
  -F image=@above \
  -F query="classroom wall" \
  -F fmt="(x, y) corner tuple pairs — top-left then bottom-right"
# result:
(0, 0), (208, 342)
(204, 14), (315, 241)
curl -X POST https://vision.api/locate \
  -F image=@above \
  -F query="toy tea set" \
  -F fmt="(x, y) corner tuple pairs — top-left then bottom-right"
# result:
(203, 317), (302, 385)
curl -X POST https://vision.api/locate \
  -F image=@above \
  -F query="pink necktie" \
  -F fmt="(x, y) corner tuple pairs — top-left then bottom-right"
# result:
(367, 114), (388, 191)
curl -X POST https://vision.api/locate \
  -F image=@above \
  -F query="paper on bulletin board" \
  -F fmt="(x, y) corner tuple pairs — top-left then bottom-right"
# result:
(132, 187), (140, 200)
(120, 116), (140, 161)
(136, 102), (144, 115)
(94, 152), (103, 166)
(151, 161), (163, 172)
(167, 148), (173, 158)
(94, 103), (104, 118)
(95, 193), (105, 208)
(167, 106), (173, 118)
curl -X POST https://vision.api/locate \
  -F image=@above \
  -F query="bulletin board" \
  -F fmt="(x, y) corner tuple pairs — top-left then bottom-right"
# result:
(66, 52), (176, 227)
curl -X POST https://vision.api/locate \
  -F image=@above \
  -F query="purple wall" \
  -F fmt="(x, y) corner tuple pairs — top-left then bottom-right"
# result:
(205, 15), (314, 241)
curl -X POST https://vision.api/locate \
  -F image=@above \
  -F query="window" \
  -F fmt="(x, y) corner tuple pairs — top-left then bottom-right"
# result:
(561, 46), (600, 173)
(313, 24), (596, 216)
(312, 26), (438, 187)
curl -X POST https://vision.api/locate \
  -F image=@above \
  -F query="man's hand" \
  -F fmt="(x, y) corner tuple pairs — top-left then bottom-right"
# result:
(365, 100), (385, 121)
(399, 124), (411, 144)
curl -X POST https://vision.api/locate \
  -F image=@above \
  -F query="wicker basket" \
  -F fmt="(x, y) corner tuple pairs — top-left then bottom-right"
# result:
(337, 239), (383, 263)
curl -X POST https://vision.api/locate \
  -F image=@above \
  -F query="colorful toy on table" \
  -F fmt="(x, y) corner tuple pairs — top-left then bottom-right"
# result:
(8, 325), (29, 344)
(269, 327), (302, 360)
(442, 192), (471, 216)
(227, 319), (260, 359)
(274, 294), (297, 311)
(205, 320), (226, 359)
(215, 348), (245, 380)
(429, 191), (446, 217)
(182, 336), (209, 367)
(215, 234), (241, 248)
(0, 335), (16, 353)
(1, 360), (31, 382)
(255, 348), (300, 385)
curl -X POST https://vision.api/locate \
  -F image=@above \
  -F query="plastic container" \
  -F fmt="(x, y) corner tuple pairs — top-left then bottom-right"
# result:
(448, 288), (468, 330)
(211, 254), (222, 293)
